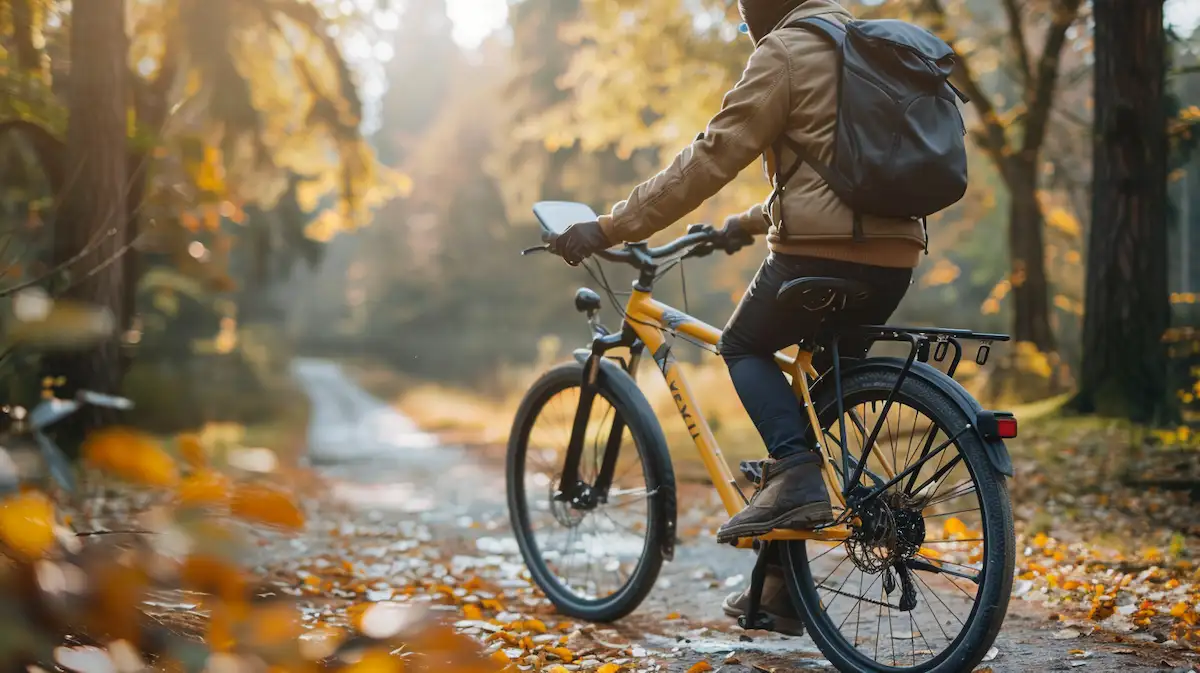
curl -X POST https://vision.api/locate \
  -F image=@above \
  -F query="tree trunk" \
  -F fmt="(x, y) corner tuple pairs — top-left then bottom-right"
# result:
(10, 0), (43, 74)
(1073, 0), (1169, 422)
(42, 0), (129, 451)
(1008, 161), (1056, 353)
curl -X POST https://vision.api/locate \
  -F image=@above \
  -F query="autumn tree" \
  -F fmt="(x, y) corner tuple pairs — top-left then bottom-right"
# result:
(1072, 1), (1170, 422)
(911, 0), (1085, 360)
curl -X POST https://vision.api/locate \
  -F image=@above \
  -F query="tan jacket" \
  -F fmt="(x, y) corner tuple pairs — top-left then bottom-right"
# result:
(597, 0), (925, 269)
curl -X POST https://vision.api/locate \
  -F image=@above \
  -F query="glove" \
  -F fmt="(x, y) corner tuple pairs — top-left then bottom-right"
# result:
(718, 215), (755, 254)
(547, 220), (613, 266)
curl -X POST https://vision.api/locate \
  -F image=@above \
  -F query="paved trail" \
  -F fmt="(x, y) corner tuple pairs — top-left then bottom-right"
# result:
(288, 358), (1183, 673)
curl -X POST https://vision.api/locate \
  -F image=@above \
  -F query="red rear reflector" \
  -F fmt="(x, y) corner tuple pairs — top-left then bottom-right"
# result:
(996, 417), (1018, 439)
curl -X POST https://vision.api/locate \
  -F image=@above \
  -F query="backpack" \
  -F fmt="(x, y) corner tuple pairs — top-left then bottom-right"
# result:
(768, 16), (969, 243)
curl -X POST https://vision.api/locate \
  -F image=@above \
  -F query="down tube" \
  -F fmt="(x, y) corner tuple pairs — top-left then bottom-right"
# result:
(629, 321), (745, 517)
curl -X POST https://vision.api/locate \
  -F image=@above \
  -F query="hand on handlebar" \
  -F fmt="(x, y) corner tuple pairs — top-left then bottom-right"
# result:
(717, 215), (755, 255)
(545, 220), (613, 266)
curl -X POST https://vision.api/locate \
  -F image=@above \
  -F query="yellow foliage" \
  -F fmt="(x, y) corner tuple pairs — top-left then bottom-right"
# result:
(920, 258), (961, 288)
(83, 427), (179, 487)
(597, 665), (622, 673)
(1014, 342), (1054, 379)
(1053, 294), (1083, 316)
(230, 483), (305, 530)
(0, 491), (56, 560)
(1045, 207), (1081, 238)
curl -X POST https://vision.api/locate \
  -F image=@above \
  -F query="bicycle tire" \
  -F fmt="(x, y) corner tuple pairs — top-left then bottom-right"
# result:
(506, 361), (675, 622)
(785, 362), (1015, 673)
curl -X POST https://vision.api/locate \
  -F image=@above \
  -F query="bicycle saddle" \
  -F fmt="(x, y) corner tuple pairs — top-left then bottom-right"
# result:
(777, 276), (872, 311)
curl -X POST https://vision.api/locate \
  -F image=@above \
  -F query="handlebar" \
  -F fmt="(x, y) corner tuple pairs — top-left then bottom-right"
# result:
(595, 226), (720, 266)
(525, 223), (752, 269)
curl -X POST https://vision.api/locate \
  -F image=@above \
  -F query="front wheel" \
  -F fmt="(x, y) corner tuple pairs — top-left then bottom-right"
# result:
(506, 361), (675, 622)
(785, 363), (1015, 672)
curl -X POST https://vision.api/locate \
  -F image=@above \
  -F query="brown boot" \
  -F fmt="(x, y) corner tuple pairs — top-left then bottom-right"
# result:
(721, 565), (805, 636)
(716, 451), (832, 543)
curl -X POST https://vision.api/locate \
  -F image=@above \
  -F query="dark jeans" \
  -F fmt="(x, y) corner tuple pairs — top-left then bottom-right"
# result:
(718, 254), (913, 459)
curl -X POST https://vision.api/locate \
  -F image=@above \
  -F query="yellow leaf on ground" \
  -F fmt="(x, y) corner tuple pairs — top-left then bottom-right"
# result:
(1171, 602), (1190, 618)
(687, 662), (714, 673)
(230, 483), (305, 530)
(176, 470), (231, 507)
(597, 664), (621, 673)
(666, 612), (682, 620)
(943, 517), (967, 537)
(463, 604), (483, 620)
(83, 427), (179, 487)
(0, 491), (56, 560)
(342, 649), (402, 673)
(177, 433), (207, 468)
(180, 554), (246, 601)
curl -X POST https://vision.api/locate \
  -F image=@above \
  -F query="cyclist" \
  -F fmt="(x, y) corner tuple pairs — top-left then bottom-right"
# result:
(548, 0), (925, 633)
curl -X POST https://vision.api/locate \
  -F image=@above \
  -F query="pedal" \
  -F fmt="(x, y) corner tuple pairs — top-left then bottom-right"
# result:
(737, 612), (776, 631)
(739, 459), (766, 485)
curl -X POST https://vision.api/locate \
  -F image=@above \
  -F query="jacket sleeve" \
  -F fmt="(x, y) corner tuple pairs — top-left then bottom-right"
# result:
(597, 35), (793, 243)
(736, 203), (771, 235)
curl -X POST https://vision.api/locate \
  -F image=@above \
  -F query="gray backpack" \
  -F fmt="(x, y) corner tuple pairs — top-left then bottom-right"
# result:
(769, 16), (969, 243)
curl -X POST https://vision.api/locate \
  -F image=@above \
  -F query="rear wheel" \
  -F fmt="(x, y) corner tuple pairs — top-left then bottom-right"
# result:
(506, 361), (674, 622)
(785, 363), (1015, 673)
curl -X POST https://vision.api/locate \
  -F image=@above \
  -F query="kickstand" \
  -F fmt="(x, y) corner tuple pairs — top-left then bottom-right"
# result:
(737, 541), (776, 631)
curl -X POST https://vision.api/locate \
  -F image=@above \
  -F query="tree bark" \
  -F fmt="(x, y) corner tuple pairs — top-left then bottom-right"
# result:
(1073, 0), (1169, 422)
(42, 0), (129, 449)
(1008, 161), (1056, 352)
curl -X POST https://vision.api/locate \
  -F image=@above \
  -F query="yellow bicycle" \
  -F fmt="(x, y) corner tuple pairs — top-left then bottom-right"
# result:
(507, 201), (1017, 672)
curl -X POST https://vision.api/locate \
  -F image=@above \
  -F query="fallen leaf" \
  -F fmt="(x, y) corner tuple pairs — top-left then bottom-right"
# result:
(686, 662), (713, 673)
(666, 612), (682, 620)
(230, 483), (305, 530)
(596, 664), (621, 673)
(83, 427), (178, 487)
(982, 646), (998, 661)
(0, 491), (56, 560)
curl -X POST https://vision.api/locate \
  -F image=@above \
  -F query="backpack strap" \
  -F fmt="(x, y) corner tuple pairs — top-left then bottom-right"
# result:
(765, 16), (865, 241)
(783, 15), (847, 45)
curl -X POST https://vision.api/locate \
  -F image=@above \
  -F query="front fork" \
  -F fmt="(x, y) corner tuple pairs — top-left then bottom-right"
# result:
(554, 323), (641, 507)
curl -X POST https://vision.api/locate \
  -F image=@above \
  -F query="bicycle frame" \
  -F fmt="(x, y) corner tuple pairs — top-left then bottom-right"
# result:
(556, 275), (1014, 551)
(620, 288), (855, 545)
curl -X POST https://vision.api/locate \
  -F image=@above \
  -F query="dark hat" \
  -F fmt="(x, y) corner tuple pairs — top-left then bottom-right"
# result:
(738, 0), (807, 43)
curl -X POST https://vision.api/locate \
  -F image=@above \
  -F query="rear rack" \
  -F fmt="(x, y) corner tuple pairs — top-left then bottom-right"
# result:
(848, 325), (1011, 378)
(816, 324), (1010, 512)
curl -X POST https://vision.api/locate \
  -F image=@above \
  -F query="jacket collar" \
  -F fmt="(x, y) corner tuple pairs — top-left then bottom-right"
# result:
(761, 0), (850, 42)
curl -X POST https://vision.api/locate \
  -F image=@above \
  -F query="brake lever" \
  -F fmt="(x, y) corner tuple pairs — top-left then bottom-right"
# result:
(521, 245), (550, 256)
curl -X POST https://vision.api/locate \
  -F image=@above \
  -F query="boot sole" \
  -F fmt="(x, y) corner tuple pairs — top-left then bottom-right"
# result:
(715, 503), (835, 544)
(722, 603), (807, 637)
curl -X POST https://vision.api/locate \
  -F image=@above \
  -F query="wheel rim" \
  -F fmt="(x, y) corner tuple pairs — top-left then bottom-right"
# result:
(791, 390), (997, 671)
(514, 382), (654, 606)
